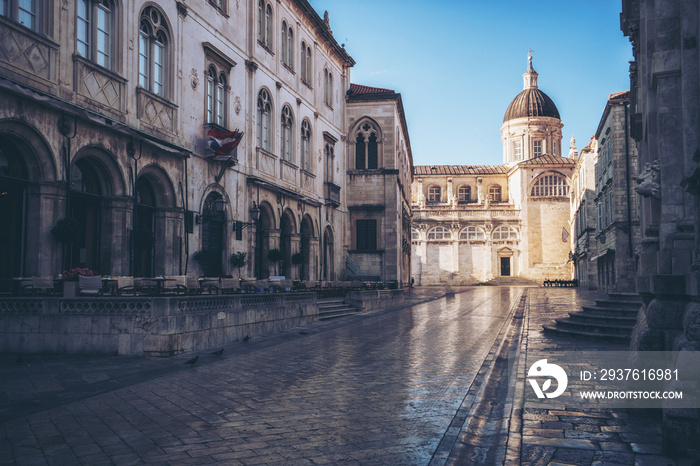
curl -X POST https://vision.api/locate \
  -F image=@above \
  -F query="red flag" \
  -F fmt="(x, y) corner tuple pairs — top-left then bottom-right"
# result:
(207, 129), (243, 160)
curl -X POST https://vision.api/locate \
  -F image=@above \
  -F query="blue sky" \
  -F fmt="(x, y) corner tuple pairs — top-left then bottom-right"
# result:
(308, 0), (633, 166)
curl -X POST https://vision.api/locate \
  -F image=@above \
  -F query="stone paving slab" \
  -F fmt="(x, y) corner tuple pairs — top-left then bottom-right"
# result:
(1, 286), (520, 465)
(511, 288), (684, 466)
(0, 286), (688, 465)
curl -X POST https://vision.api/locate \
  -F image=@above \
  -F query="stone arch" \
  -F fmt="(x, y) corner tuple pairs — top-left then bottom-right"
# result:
(254, 201), (276, 279)
(72, 145), (126, 197)
(323, 224), (335, 281)
(279, 208), (296, 277)
(137, 164), (177, 208)
(0, 119), (57, 181)
(351, 117), (383, 170)
(300, 214), (314, 280)
(134, 165), (179, 276)
(528, 171), (570, 197)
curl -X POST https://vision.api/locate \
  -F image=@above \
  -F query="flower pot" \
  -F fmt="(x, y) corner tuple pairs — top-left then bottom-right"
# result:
(63, 281), (78, 298)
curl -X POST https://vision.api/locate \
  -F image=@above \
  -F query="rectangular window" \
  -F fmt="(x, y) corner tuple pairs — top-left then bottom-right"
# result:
(356, 219), (377, 251)
(596, 203), (602, 232)
(96, 3), (110, 68)
(216, 83), (225, 127)
(0, 0), (6, 16)
(533, 140), (543, 157)
(139, 33), (149, 89)
(153, 41), (164, 96)
(514, 140), (522, 160)
(77, 0), (90, 58)
(18, 0), (36, 30)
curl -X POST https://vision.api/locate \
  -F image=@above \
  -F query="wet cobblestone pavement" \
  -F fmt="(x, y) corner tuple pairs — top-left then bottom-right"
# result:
(510, 288), (679, 466)
(0, 287), (685, 465)
(0, 287), (521, 465)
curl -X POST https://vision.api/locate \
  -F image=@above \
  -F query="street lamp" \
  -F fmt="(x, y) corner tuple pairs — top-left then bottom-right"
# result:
(196, 196), (228, 224)
(233, 202), (260, 231)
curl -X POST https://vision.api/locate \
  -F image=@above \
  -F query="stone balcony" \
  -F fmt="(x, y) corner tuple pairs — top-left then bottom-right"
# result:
(324, 181), (341, 207)
(413, 206), (520, 221)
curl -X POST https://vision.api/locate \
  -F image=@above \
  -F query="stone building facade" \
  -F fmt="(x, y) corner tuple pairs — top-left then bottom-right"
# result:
(622, 0), (700, 456)
(569, 136), (599, 289)
(345, 84), (414, 285)
(411, 57), (574, 285)
(591, 91), (640, 293)
(0, 1), (412, 286)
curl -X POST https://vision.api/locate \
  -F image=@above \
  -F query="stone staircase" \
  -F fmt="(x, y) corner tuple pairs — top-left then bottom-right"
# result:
(542, 292), (641, 343)
(317, 298), (359, 320)
(481, 276), (539, 286)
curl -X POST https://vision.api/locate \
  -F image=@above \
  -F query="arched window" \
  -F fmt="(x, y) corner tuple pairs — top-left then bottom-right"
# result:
(459, 226), (485, 240)
(257, 1), (272, 48)
(324, 139), (334, 182)
(77, 0), (115, 70)
(257, 89), (272, 151)
(301, 119), (311, 171)
(355, 133), (365, 169)
(354, 122), (379, 169)
(206, 67), (227, 126)
(281, 21), (293, 68)
(324, 68), (333, 107)
(367, 132), (377, 168)
(531, 173), (569, 197)
(428, 186), (441, 203)
(427, 226), (451, 241)
(301, 41), (308, 82)
(488, 185), (502, 203)
(280, 105), (292, 161)
(304, 46), (312, 85)
(139, 6), (170, 97)
(411, 228), (421, 240)
(492, 226), (519, 241)
(458, 185), (471, 203)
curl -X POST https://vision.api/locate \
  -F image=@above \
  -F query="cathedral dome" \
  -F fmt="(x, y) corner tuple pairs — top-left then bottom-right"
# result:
(503, 88), (560, 122)
(503, 55), (560, 122)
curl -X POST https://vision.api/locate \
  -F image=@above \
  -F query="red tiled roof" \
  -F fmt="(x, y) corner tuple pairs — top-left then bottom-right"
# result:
(414, 165), (507, 176)
(522, 155), (576, 165)
(349, 83), (395, 95)
(609, 90), (630, 101)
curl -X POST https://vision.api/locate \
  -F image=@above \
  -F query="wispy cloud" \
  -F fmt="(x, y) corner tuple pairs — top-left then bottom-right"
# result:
(369, 69), (388, 76)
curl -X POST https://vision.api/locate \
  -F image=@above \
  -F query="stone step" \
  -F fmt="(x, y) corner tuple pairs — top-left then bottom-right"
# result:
(542, 325), (631, 342)
(567, 313), (638, 325)
(607, 292), (642, 302)
(594, 299), (642, 310)
(318, 299), (358, 320)
(553, 317), (635, 335)
(581, 305), (639, 318)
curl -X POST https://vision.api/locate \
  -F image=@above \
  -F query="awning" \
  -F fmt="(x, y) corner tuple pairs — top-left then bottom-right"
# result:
(590, 248), (615, 262)
(247, 176), (322, 207)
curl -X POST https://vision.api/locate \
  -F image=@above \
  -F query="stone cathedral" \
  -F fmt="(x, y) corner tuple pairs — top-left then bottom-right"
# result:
(411, 56), (574, 285)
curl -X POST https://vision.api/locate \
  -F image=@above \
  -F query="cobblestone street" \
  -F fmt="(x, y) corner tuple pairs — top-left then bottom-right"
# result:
(1, 287), (521, 465)
(0, 287), (681, 465)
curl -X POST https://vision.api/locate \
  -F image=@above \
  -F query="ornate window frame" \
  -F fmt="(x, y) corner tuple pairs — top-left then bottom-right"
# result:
(138, 5), (172, 99)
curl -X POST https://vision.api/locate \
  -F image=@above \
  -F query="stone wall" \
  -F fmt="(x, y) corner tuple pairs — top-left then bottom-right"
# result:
(0, 294), (318, 357)
(344, 289), (405, 312)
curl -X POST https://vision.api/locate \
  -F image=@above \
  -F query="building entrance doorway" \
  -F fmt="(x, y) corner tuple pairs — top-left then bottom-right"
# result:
(500, 257), (511, 276)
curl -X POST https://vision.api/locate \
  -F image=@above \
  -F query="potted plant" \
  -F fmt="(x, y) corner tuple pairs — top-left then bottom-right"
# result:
(193, 250), (220, 277)
(51, 218), (83, 244)
(229, 251), (247, 279)
(292, 252), (303, 278)
(267, 248), (284, 275)
(60, 267), (98, 297)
